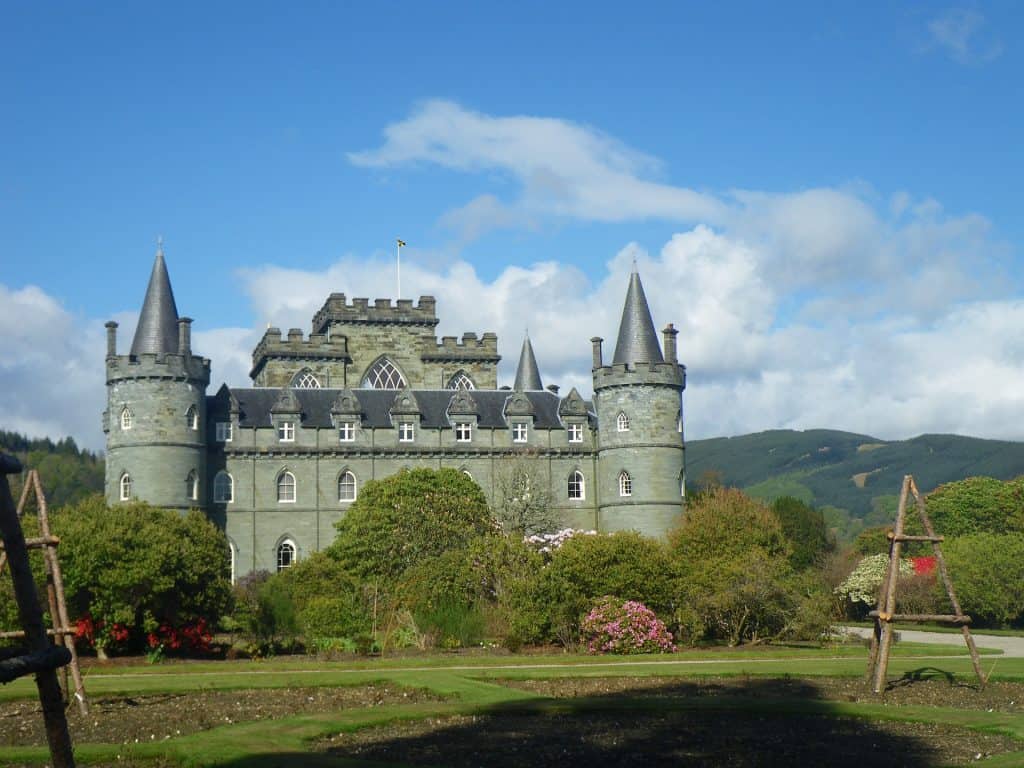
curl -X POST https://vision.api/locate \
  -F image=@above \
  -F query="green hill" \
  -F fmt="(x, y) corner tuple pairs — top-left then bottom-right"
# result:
(686, 429), (1024, 541)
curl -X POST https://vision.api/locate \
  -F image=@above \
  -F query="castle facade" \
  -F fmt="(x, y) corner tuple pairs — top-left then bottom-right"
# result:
(104, 249), (686, 579)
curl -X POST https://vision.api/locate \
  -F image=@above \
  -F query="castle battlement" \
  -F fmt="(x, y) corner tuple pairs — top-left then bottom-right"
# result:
(422, 332), (500, 361)
(592, 361), (685, 390)
(106, 352), (211, 385)
(312, 293), (439, 333)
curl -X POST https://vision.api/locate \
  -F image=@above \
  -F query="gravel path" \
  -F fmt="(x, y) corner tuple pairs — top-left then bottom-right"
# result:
(841, 625), (1024, 657)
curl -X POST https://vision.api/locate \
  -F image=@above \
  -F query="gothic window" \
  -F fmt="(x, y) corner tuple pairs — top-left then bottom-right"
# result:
(119, 473), (132, 501)
(447, 371), (476, 390)
(338, 421), (356, 442)
(214, 471), (234, 503)
(277, 421), (295, 442)
(216, 422), (233, 442)
(228, 541), (236, 585)
(618, 470), (632, 497)
(277, 471), (296, 503)
(276, 539), (296, 571)
(362, 357), (406, 389)
(398, 422), (415, 442)
(455, 422), (472, 442)
(186, 470), (198, 501)
(567, 424), (583, 443)
(338, 470), (357, 502)
(568, 470), (585, 500)
(462, 469), (473, 480)
(680, 470), (686, 498)
(512, 423), (528, 443)
(617, 412), (630, 432)
(186, 405), (198, 430)
(120, 407), (133, 430)
(292, 370), (322, 389)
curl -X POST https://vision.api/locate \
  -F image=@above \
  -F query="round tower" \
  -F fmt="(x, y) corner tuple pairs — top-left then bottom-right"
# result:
(593, 268), (685, 537)
(104, 247), (211, 511)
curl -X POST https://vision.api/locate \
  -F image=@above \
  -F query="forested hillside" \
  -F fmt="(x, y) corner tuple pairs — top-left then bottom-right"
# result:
(0, 430), (105, 512)
(686, 429), (1024, 541)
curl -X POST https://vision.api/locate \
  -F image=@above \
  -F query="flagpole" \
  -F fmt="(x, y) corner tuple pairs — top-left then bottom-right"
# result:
(397, 239), (401, 300)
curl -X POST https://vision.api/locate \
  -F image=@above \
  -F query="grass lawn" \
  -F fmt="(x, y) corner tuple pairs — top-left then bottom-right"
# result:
(2, 643), (1023, 767)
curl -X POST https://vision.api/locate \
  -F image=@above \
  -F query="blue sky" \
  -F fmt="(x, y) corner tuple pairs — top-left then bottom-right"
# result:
(1, 2), (1022, 448)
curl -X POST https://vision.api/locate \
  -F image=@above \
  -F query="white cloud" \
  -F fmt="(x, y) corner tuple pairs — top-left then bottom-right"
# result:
(926, 9), (1003, 64)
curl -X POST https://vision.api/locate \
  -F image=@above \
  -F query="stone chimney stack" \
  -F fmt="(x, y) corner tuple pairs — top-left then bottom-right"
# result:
(662, 324), (678, 364)
(105, 321), (118, 358)
(590, 337), (603, 369)
(178, 318), (192, 357)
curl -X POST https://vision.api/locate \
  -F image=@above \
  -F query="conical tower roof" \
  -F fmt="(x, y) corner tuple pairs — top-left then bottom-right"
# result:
(611, 268), (663, 366)
(513, 334), (543, 391)
(130, 246), (180, 356)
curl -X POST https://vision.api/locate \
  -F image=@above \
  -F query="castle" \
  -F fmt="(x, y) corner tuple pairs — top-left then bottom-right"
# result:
(104, 248), (686, 579)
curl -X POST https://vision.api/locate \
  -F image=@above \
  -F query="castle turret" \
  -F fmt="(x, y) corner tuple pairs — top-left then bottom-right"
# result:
(593, 267), (685, 537)
(513, 334), (543, 391)
(104, 245), (211, 511)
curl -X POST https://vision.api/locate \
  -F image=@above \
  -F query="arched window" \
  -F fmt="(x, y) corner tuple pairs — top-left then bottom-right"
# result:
(228, 541), (236, 584)
(277, 471), (296, 503)
(119, 473), (132, 501)
(447, 371), (476, 390)
(186, 405), (198, 430)
(292, 369), (322, 389)
(616, 412), (630, 432)
(120, 407), (133, 430)
(338, 470), (357, 502)
(276, 539), (296, 571)
(362, 357), (406, 389)
(186, 470), (198, 501)
(680, 470), (686, 498)
(461, 469), (473, 480)
(214, 471), (233, 503)
(568, 470), (585, 500)
(618, 470), (632, 497)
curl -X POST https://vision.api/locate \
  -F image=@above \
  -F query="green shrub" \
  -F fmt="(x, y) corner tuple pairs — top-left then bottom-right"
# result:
(944, 533), (1024, 627)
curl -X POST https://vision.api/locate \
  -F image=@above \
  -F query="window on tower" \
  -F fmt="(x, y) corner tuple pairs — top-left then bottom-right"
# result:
(216, 421), (233, 442)
(186, 405), (198, 431)
(120, 407), (133, 430)
(214, 471), (234, 503)
(119, 473), (132, 501)
(338, 470), (357, 502)
(277, 471), (296, 503)
(186, 470), (198, 501)
(292, 370), (322, 389)
(447, 371), (476, 390)
(363, 357), (407, 389)
(568, 470), (585, 500)
(618, 471), (632, 497)
(617, 412), (630, 432)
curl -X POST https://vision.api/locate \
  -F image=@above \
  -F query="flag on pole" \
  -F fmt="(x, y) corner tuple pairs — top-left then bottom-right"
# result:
(397, 239), (407, 247)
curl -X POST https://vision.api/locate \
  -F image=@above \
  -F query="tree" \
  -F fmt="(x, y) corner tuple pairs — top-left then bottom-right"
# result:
(492, 451), (559, 536)
(771, 496), (834, 570)
(670, 487), (790, 565)
(923, 476), (1024, 537)
(944, 533), (1024, 627)
(329, 468), (496, 582)
(52, 495), (231, 654)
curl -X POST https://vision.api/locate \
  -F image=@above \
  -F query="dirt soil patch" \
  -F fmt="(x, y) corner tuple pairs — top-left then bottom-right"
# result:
(324, 676), (1024, 767)
(0, 684), (439, 748)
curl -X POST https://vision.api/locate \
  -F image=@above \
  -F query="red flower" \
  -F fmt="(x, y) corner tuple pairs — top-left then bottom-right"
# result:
(912, 556), (937, 575)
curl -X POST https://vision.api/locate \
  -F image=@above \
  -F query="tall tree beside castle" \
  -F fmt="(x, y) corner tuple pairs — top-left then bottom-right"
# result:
(104, 246), (686, 579)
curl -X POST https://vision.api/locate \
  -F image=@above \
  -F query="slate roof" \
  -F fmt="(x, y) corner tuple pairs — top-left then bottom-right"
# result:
(216, 388), (592, 430)
(513, 335), (543, 391)
(131, 248), (180, 356)
(611, 269), (664, 366)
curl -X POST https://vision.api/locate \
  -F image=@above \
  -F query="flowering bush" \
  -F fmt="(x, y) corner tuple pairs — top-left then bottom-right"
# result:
(835, 553), (915, 606)
(580, 596), (675, 654)
(912, 556), (937, 576)
(146, 618), (213, 654)
(73, 613), (131, 654)
(523, 528), (596, 557)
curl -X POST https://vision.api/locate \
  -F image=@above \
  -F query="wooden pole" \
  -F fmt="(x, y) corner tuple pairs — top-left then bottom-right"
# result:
(0, 454), (75, 767)
(871, 475), (910, 693)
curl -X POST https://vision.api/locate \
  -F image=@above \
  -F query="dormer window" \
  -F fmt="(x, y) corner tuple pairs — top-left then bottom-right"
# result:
(338, 421), (356, 442)
(512, 423), (528, 443)
(617, 412), (630, 432)
(455, 423), (472, 442)
(120, 407), (133, 430)
(278, 421), (295, 442)
(216, 422), (233, 442)
(567, 424), (583, 443)
(398, 422), (415, 442)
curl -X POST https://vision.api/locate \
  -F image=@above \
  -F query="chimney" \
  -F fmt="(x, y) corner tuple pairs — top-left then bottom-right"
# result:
(590, 337), (604, 369)
(662, 324), (678, 364)
(177, 318), (192, 357)
(105, 321), (118, 357)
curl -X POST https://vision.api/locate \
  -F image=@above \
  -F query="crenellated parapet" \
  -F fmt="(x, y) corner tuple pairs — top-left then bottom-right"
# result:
(250, 326), (352, 381)
(312, 293), (439, 332)
(422, 332), (500, 362)
(592, 361), (685, 392)
(106, 352), (211, 386)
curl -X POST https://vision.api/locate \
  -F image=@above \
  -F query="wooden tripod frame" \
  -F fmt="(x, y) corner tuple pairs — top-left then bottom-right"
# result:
(0, 469), (88, 714)
(865, 474), (984, 693)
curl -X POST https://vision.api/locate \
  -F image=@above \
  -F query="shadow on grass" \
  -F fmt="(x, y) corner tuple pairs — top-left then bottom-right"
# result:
(214, 677), (948, 767)
(887, 666), (976, 691)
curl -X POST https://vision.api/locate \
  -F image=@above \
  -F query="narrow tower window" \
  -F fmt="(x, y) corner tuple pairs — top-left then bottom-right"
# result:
(119, 473), (132, 501)
(277, 471), (296, 503)
(363, 357), (407, 389)
(186, 470), (198, 501)
(617, 412), (630, 432)
(618, 471), (632, 497)
(568, 470), (585, 500)
(186, 405), (198, 430)
(276, 540), (296, 571)
(120, 407), (133, 430)
(214, 471), (234, 503)
(338, 470), (357, 502)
